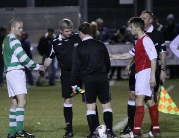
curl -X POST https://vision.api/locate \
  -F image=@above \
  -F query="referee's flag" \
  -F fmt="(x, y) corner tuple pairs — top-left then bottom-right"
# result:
(158, 86), (179, 115)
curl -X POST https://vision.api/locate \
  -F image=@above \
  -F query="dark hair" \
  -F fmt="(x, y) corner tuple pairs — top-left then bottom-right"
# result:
(128, 17), (145, 31)
(47, 28), (54, 32)
(78, 22), (92, 35)
(141, 10), (154, 19)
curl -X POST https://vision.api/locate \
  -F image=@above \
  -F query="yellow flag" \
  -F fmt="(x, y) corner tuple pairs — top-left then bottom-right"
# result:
(158, 86), (179, 115)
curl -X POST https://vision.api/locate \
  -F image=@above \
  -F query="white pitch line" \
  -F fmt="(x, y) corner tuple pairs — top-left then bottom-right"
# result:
(113, 85), (175, 131)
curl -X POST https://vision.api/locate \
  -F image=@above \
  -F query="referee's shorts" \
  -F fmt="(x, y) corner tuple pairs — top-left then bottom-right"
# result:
(60, 70), (73, 99)
(82, 73), (111, 104)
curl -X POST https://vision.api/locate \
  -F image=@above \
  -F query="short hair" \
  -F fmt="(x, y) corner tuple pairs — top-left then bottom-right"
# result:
(59, 18), (73, 31)
(9, 19), (23, 31)
(47, 27), (54, 32)
(128, 17), (145, 31)
(78, 22), (92, 35)
(96, 18), (103, 23)
(141, 10), (154, 19)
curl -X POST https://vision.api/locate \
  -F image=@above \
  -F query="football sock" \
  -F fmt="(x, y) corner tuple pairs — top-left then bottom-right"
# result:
(103, 108), (113, 133)
(9, 109), (16, 134)
(16, 107), (24, 133)
(64, 103), (73, 132)
(95, 105), (100, 127)
(127, 101), (135, 130)
(149, 104), (160, 132)
(133, 106), (144, 134)
(87, 110), (97, 134)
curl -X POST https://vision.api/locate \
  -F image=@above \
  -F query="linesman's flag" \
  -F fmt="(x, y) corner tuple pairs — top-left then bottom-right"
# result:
(158, 86), (179, 115)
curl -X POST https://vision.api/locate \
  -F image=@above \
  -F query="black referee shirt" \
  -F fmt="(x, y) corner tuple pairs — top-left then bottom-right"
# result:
(48, 33), (81, 71)
(71, 37), (110, 85)
(145, 25), (166, 59)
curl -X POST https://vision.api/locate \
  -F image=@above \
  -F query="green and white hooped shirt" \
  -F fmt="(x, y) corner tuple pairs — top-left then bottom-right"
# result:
(2, 34), (40, 72)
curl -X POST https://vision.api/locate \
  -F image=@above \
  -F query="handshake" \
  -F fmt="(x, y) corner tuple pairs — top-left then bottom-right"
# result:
(38, 65), (47, 76)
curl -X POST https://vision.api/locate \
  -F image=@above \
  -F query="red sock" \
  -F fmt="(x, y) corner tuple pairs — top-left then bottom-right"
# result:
(149, 104), (160, 132)
(133, 106), (144, 134)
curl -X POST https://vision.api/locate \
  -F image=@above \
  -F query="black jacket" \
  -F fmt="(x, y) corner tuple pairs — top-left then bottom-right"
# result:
(71, 38), (110, 85)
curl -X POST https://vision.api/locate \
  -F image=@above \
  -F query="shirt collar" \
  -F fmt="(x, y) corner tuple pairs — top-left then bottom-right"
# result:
(146, 25), (154, 33)
(82, 36), (93, 41)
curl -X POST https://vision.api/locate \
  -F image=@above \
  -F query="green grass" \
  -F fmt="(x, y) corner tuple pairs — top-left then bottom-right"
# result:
(0, 79), (179, 138)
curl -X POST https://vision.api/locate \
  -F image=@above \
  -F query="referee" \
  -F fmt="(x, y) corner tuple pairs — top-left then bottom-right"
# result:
(71, 22), (117, 138)
(44, 18), (81, 138)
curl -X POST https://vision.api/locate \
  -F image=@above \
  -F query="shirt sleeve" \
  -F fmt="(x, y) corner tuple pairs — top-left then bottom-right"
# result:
(71, 46), (81, 86)
(129, 47), (135, 56)
(143, 36), (157, 61)
(47, 44), (56, 59)
(11, 39), (40, 70)
(160, 32), (167, 53)
(170, 34), (179, 58)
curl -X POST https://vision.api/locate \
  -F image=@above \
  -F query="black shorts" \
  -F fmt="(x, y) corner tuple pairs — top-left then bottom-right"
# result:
(82, 74), (111, 104)
(129, 63), (135, 91)
(60, 70), (72, 99)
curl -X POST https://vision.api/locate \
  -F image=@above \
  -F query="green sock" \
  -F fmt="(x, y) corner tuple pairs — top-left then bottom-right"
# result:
(16, 107), (25, 133)
(9, 109), (16, 134)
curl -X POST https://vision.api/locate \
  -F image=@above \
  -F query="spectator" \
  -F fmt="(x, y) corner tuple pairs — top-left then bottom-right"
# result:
(0, 26), (7, 87)
(21, 31), (34, 87)
(163, 14), (179, 78)
(152, 16), (163, 32)
(90, 21), (100, 40)
(163, 14), (179, 41)
(96, 18), (110, 43)
(109, 26), (127, 44)
(109, 26), (127, 80)
(37, 28), (57, 86)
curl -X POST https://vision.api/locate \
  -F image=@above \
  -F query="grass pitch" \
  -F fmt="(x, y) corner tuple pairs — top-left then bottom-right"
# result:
(0, 79), (179, 138)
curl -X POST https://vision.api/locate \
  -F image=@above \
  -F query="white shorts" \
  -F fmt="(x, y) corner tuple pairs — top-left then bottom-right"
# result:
(6, 70), (27, 97)
(135, 68), (154, 97)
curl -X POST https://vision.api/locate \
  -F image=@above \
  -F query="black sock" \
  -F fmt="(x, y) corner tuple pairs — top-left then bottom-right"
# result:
(127, 104), (135, 130)
(64, 107), (73, 132)
(103, 111), (113, 133)
(87, 114), (97, 134)
(95, 106), (100, 127)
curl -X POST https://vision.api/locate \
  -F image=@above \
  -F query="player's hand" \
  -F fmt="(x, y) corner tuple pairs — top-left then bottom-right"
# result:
(109, 54), (116, 60)
(125, 64), (131, 75)
(38, 65), (46, 76)
(72, 86), (78, 93)
(150, 76), (156, 87)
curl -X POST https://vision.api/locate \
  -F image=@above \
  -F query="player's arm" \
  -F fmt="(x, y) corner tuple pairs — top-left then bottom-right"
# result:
(44, 44), (55, 68)
(150, 59), (157, 87)
(71, 46), (81, 93)
(125, 58), (134, 75)
(160, 34), (167, 82)
(110, 52), (133, 60)
(143, 37), (157, 87)
(11, 40), (40, 70)
(44, 58), (52, 68)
